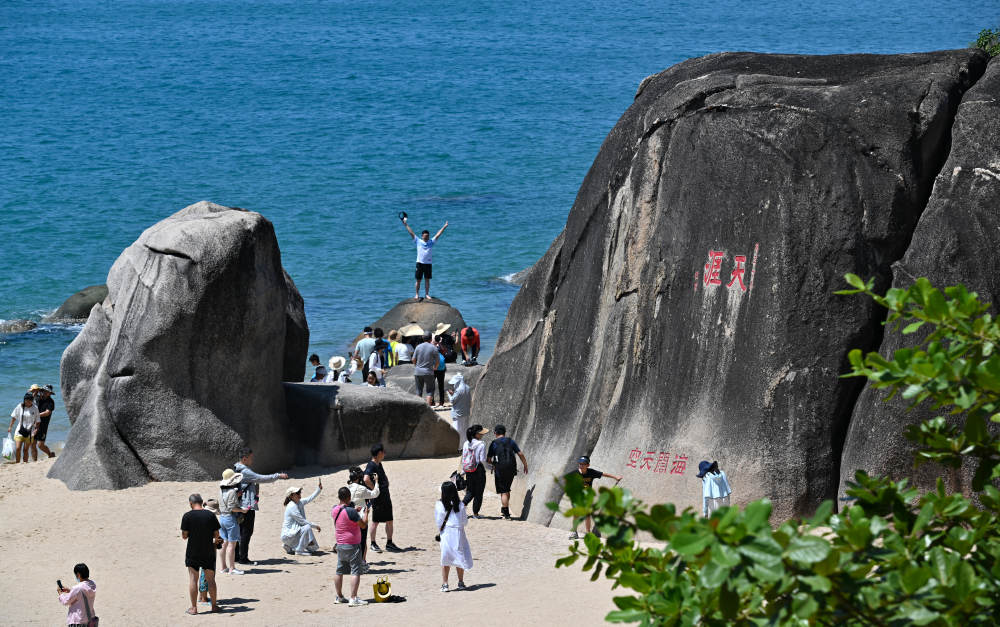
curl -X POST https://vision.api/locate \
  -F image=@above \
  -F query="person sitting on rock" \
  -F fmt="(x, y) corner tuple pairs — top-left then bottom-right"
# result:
(402, 216), (448, 301)
(309, 354), (328, 382)
(459, 327), (480, 365)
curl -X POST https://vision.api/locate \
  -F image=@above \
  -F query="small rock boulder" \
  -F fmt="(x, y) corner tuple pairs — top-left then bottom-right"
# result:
(45, 285), (109, 321)
(0, 319), (38, 334)
(357, 298), (467, 341)
(50, 201), (309, 490)
(384, 363), (487, 397)
(284, 382), (459, 465)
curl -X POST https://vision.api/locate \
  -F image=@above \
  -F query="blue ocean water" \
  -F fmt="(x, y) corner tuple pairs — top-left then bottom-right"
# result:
(0, 0), (986, 446)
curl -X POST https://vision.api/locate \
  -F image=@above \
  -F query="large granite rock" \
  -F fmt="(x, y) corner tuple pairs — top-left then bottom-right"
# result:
(356, 298), (467, 341)
(284, 382), (458, 466)
(384, 363), (487, 397)
(45, 285), (109, 322)
(840, 59), (1000, 496)
(50, 202), (309, 489)
(474, 50), (990, 524)
(0, 319), (37, 334)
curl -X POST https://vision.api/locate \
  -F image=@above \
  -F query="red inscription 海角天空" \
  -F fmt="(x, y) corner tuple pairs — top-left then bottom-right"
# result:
(670, 455), (688, 475)
(727, 255), (747, 292)
(703, 250), (724, 286)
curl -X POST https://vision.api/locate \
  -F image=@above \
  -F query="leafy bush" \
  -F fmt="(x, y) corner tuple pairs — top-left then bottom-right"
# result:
(552, 275), (1000, 625)
(972, 28), (1000, 57)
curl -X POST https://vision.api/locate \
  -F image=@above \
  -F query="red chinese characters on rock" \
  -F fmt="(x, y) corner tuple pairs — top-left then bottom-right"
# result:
(626, 449), (688, 476)
(695, 245), (759, 294)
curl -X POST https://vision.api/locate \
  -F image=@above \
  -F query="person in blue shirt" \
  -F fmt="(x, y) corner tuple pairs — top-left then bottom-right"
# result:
(402, 216), (448, 301)
(696, 460), (732, 517)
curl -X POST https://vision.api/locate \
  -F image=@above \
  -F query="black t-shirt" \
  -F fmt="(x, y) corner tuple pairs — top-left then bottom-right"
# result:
(579, 468), (604, 489)
(181, 509), (220, 564)
(364, 460), (389, 493)
(487, 437), (521, 473)
(34, 396), (54, 423)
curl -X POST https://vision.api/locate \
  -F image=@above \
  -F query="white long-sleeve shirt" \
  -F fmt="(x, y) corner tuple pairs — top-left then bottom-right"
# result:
(281, 487), (321, 539)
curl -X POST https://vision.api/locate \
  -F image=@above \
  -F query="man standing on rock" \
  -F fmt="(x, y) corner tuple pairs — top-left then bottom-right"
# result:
(354, 327), (376, 378)
(412, 333), (439, 405)
(364, 443), (401, 553)
(402, 216), (448, 301)
(487, 425), (528, 520)
(234, 447), (288, 566)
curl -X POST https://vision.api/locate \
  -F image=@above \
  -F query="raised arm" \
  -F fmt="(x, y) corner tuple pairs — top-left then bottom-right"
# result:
(433, 221), (449, 240)
(403, 218), (416, 239)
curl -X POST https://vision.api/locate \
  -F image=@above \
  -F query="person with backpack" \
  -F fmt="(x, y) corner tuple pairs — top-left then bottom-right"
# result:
(486, 424), (528, 520)
(233, 447), (288, 566)
(460, 425), (488, 518)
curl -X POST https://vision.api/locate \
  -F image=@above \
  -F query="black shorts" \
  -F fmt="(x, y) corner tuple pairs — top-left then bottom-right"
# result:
(494, 469), (517, 494)
(415, 262), (432, 280)
(34, 417), (51, 442)
(371, 493), (394, 523)
(185, 555), (216, 571)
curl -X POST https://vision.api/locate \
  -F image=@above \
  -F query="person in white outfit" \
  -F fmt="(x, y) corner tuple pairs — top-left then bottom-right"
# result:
(447, 374), (471, 449)
(281, 480), (323, 555)
(696, 460), (732, 517)
(347, 466), (380, 568)
(436, 481), (472, 592)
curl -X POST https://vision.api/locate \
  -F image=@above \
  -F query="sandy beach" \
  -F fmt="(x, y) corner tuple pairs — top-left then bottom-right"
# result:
(1, 453), (616, 626)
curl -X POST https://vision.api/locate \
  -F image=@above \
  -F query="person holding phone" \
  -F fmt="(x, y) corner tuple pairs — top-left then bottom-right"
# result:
(57, 563), (97, 626)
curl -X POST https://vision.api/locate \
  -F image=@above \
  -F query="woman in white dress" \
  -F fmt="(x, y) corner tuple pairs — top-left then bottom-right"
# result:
(436, 481), (472, 592)
(281, 479), (323, 555)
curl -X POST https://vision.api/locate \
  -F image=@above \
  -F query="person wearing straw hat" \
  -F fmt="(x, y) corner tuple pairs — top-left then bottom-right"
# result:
(30, 384), (57, 460)
(324, 356), (347, 383)
(218, 469), (247, 574)
(435, 322), (457, 363)
(281, 479), (323, 556)
(402, 216), (448, 301)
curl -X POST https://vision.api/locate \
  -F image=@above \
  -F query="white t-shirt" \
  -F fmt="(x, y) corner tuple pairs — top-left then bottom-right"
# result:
(396, 342), (413, 362)
(10, 403), (39, 431)
(368, 351), (385, 383)
(415, 237), (435, 264)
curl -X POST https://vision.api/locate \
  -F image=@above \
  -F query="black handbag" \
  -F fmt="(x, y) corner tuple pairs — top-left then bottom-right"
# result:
(450, 470), (467, 491)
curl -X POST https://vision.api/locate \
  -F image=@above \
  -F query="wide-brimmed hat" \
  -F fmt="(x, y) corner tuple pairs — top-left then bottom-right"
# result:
(398, 323), (424, 337)
(434, 322), (451, 335)
(448, 373), (464, 386)
(696, 460), (718, 478)
(476, 426), (489, 436)
(29, 384), (42, 392)
(221, 469), (243, 487)
(204, 498), (221, 515)
(43, 384), (55, 395)
(284, 486), (303, 499)
(329, 355), (347, 370)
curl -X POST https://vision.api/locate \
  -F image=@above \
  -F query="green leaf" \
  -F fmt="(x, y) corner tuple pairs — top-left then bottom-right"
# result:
(584, 532), (602, 555)
(605, 608), (648, 623)
(844, 273), (867, 289)
(808, 500), (833, 526)
(617, 570), (652, 594)
(670, 530), (712, 556)
(902, 321), (925, 334)
(786, 535), (831, 564)
(738, 536), (783, 567)
(699, 560), (730, 589)
(798, 575), (831, 593)
(710, 542), (741, 567)
(743, 499), (772, 531)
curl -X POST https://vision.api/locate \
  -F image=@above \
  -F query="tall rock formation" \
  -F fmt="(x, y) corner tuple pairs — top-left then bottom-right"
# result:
(841, 59), (1000, 495)
(474, 51), (991, 524)
(50, 202), (309, 490)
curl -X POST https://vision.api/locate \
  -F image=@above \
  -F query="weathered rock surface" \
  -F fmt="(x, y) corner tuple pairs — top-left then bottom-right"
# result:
(474, 50), (990, 524)
(384, 363), (487, 398)
(45, 285), (109, 321)
(284, 382), (458, 466)
(840, 58), (1000, 496)
(0, 319), (38, 334)
(50, 202), (309, 490)
(358, 298), (467, 341)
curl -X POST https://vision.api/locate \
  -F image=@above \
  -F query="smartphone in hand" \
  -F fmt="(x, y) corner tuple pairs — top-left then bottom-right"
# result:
(56, 579), (64, 592)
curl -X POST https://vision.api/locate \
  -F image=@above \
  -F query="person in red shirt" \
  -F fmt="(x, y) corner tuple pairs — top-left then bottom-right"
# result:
(459, 327), (480, 365)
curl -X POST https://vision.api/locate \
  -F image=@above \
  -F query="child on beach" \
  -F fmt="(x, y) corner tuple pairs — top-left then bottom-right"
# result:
(568, 455), (621, 540)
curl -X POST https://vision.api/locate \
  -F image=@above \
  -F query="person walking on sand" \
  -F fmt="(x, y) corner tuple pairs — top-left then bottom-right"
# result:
(57, 563), (96, 626)
(437, 481), (473, 592)
(697, 460), (732, 517)
(487, 424), (528, 520)
(282, 479), (323, 556)
(402, 216), (448, 300)
(461, 425), (488, 518)
(218, 469), (247, 575)
(8, 393), (38, 464)
(181, 493), (221, 615)
(568, 455), (622, 539)
(234, 447), (289, 566)
(364, 443), (401, 553)
(412, 333), (439, 405)
(30, 384), (56, 459)
(331, 486), (368, 607)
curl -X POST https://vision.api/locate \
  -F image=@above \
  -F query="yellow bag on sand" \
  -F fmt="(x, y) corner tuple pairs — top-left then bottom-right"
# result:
(373, 577), (391, 602)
